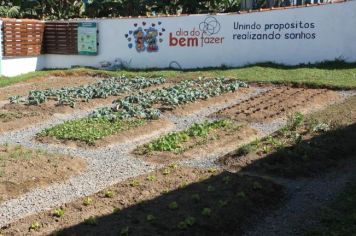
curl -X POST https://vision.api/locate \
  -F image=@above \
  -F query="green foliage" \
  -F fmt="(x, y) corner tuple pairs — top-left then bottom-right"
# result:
(143, 119), (236, 153)
(83, 197), (93, 206)
(201, 208), (212, 217)
(130, 179), (140, 187)
(286, 112), (304, 131)
(90, 78), (248, 120)
(53, 208), (65, 218)
(177, 216), (196, 230)
(84, 216), (98, 226)
(104, 190), (114, 198)
(40, 118), (145, 145)
(168, 201), (179, 210)
(29, 221), (41, 231)
(11, 76), (165, 108)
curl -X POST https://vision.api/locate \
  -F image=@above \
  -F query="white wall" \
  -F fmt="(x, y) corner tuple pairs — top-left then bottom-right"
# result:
(1, 1), (356, 76)
(1, 56), (45, 77)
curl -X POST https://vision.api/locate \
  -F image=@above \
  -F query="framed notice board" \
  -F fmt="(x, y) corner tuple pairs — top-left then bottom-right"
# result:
(78, 22), (98, 55)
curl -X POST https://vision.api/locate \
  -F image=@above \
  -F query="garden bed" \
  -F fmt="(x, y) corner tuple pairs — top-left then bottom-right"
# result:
(0, 166), (284, 236)
(218, 95), (356, 178)
(211, 87), (341, 123)
(134, 120), (257, 164)
(0, 144), (86, 203)
(0, 77), (168, 134)
(37, 119), (174, 148)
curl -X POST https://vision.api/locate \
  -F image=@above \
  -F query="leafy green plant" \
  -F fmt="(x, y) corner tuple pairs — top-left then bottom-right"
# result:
(53, 208), (65, 218)
(120, 226), (130, 236)
(29, 221), (41, 231)
(218, 200), (229, 208)
(201, 208), (212, 217)
(142, 119), (238, 153)
(40, 118), (145, 145)
(146, 214), (156, 222)
(146, 175), (157, 181)
(177, 216), (196, 230)
(84, 216), (98, 226)
(191, 194), (201, 204)
(83, 197), (93, 206)
(169, 201), (179, 210)
(130, 179), (140, 187)
(287, 112), (304, 131)
(104, 190), (114, 198)
(207, 185), (215, 192)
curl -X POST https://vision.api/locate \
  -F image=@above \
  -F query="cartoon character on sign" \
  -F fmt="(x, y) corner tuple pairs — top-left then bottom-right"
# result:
(145, 28), (159, 52)
(125, 22), (164, 53)
(133, 28), (145, 52)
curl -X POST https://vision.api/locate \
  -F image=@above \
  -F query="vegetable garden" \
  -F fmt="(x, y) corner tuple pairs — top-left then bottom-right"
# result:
(0, 72), (355, 236)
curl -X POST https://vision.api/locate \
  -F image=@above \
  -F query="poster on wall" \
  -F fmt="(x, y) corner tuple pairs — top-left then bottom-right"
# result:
(78, 22), (98, 55)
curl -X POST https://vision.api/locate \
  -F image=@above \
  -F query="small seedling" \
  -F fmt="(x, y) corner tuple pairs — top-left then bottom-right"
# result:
(169, 201), (179, 210)
(113, 207), (121, 214)
(146, 214), (156, 222)
(83, 197), (93, 206)
(208, 168), (218, 174)
(163, 168), (171, 175)
(218, 200), (229, 208)
(168, 163), (178, 169)
(177, 216), (196, 230)
(222, 176), (231, 184)
(130, 179), (140, 187)
(253, 181), (263, 190)
(191, 193), (200, 202)
(53, 208), (65, 218)
(84, 216), (98, 226)
(207, 185), (215, 192)
(237, 191), (247, 200)
(201, 208), (212, 217)
(120, 226), (130, 236)
(146, 175), (157, 181)
(30, 221), (41, 231)
(104, 190), (115, 198)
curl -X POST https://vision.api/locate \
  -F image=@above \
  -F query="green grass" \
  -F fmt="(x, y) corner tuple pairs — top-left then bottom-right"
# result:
(139, 120), (238, 154)
(307, 183), (356, 236)
(39, 118), (146, 145)
(1, 61), (356, 89)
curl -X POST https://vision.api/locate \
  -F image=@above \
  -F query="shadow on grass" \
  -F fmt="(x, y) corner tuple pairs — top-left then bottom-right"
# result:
(57, 172), (284, 236)
(242, 123), (356, 178)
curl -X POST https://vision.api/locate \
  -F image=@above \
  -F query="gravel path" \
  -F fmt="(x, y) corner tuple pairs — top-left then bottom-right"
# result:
(0, 87), (267, 227)
(244, 158), (356, 236)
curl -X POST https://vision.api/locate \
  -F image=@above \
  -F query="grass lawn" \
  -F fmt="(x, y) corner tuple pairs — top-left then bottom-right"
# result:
(1, 61), (356, 89)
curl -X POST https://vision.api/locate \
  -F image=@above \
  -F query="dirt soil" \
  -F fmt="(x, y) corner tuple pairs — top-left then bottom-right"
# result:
(0, 145), (87, 203)
(212, 87), (342, 123)
(38, 119), (175, 149)
(134, 126), (258, 165)
(218, 95), (356, 178)
(0, 167), (284, 236)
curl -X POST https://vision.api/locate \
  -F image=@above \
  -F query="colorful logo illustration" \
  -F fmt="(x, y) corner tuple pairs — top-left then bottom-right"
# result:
(125, 21), (165, 53)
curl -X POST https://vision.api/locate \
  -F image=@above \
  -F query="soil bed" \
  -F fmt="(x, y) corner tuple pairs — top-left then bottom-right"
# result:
(0, 145), (86, 203)
(0, 82), (171, 134)
(0, 166), (284, 236)
(212, 87), (341, 123)
(134, 122), (258, 165)
(218, 95), (356, 178)
(37, 119), (174, 149)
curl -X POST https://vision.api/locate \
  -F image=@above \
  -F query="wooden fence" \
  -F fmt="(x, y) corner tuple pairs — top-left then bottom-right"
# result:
(43, 22), (78, 55)
(1, 19), (45, 57)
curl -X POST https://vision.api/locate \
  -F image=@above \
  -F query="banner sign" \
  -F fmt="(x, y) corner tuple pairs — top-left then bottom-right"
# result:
(78, 22), (98, 55)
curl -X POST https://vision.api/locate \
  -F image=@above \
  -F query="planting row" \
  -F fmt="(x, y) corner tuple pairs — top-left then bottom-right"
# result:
(9, 76), (166, 107)
(39, 78), (248, 145)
